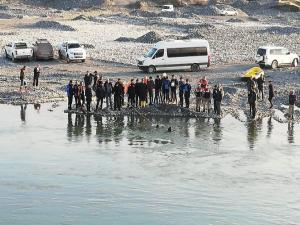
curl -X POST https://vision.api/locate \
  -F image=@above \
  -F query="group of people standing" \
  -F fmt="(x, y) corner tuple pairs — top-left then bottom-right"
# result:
(19, 65), (41, 92)
(66, 72), (224, 116)
(247, 75), (297, 120)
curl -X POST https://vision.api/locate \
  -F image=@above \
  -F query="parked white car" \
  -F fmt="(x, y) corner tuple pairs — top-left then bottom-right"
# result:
(137, 39), (211, 73)
(255, 46), (299, 69)
(162, 5), (174, 12)
(58, 41), (86, 63)
(215, 5), (238, 16)
(4, 42), (33, 62)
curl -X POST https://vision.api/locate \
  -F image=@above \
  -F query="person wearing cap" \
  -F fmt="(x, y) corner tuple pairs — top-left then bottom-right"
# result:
(288, 90), (297, 120)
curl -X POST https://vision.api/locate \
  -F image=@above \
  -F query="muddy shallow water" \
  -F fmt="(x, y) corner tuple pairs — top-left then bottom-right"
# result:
(0, 103), (300, 225)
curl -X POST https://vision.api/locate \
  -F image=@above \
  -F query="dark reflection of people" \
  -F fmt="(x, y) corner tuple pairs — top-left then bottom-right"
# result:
(94, 115), (104, 143)
(287, 122), (294, 144)
(113, 116), (125, 142)
(34, 103), (41, 113)
(85, 114), (92, 139)
(194, 117), (206, 137)
(67, 113), (73, 140)
(74, 114), (85, 137)
(247, 119), (259, 150)
(267, 116), (273, 138)
(212, 118), (222, 145)
(20, 104), (27, 122)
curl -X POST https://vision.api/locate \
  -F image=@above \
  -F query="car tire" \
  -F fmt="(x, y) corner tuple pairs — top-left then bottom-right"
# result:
(5, 51), (9, 59)
(271, 60), (278, 69)
(191, 64), (199, 72)
(66, 55), (70, 63)
(12, 54), (15, 62)
(82, 59), (85, 63)
(147, 65), (156, 74)
(292, 58), (298, 67)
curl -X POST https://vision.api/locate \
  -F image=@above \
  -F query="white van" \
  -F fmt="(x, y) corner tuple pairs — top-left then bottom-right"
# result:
(137, 39), (211, 73)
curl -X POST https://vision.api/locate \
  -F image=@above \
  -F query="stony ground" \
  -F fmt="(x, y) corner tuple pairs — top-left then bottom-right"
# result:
(0, 1), (299, 122)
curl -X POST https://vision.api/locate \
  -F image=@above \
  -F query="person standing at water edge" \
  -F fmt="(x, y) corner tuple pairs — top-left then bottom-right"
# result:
(183, 79), (191, 108)
(113, 79), (123, 111)
(256, 74), (265, 100)
(170, 74), (178, 104)
(73, 80), (80, 109)
(147, 76), (154, 105)
(66, 80), (74, 110)
(85, 86), (93, 112)
(288, 90), (297, 120)
(179, 77), (184, 107)
(33, 65), (41, 88)
(19, 66), (27, 92)
(139, 78), (148, 108)
(127, 79), (135, 108)
(249, 87), (257, 119)
(215, 85), (224, 116)
(154, 75), (161, 104)
(212, 85), (218, 114)
(195, 84), (202, 112)
(95, 80), (106, 111)
(268, 80), (275, 109)
(104, 79), (113, 109)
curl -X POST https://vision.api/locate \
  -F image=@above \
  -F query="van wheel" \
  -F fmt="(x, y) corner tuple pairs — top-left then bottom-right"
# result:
(191, 64), (199, 72)
(82, 59), (85, 63)
(271, 60), (278, 69)
(12, 54), (15, 62)
(66, 55), (70, 63)
(147, 66), (156, 74)
(292, 58), (298, 67)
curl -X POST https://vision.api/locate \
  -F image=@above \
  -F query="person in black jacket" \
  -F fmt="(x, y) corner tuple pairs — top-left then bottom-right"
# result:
(73, 80), (80, 109)
(268, 80), (275, 109)
(104, 79), (113, 109)
(127, 79), (135, 107)
(95, 80), (106, 111)
(288, 90), (297, 120)
(113, 79), (123, 111)
(212, 85), (218, 114)
(256, 75), (265, 100)
(85, 86), (93, 112)
(183, 79), (191, 108)
(147, 76), (155, 105)
(214, 85), (224, 116)
(178, 77), (184, 107)
(154, 75), (162, 104)
(84, 71), (92, 87)
(33, 65), (41, 88)
(170, 74), (178, 104)
(248, 87), (257, 118)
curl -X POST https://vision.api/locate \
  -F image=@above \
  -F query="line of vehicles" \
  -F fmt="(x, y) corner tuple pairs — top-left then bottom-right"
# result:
(4, 39), (86, 63)
(3, 39), (299, 74)
(137, 39), (299, 73)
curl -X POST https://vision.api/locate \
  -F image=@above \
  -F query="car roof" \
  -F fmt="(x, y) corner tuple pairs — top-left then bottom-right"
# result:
(258, 46), (287, 50)
(155, 39), (209, 48)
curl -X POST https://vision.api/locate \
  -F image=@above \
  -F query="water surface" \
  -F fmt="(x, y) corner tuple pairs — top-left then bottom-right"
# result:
(0, 104), (299, 225)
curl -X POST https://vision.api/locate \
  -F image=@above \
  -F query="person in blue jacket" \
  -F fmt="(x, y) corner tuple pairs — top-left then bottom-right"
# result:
(183, 79), (191, 108)
(66, 80), (74, 110)
(162, 73), (170, 104)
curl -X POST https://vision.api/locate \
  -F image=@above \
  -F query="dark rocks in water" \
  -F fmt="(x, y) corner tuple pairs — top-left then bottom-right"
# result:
(28, 21), (76, 31)
(167, 127), (172, 132)
(72, 15), (91, 21)
(135, 31), (163, 44)
(0, 32), (17, 36)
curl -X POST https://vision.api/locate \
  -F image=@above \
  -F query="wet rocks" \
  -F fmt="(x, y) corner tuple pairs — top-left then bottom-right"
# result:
(135, 31), (163, 44)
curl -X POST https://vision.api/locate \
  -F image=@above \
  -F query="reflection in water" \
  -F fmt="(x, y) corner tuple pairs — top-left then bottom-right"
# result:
(288, 122), (294, 144)
(246, 118), (263, 150)
(20, 104), (27, 122)
(267, 116), (273, 138)
(212, 118), (222, 145)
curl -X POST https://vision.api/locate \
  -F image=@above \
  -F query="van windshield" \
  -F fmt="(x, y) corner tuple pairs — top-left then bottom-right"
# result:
(145, 48), (157, 58)
(257, 48), (266, 56)
(163, 6), (170, 9)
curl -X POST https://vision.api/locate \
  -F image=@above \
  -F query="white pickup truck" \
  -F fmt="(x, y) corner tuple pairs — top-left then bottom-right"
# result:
(58, 41), (86, 63)
(4, 42), (33, 62)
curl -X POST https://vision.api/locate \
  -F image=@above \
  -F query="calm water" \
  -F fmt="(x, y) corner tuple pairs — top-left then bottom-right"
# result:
(0, 103), (300, 225)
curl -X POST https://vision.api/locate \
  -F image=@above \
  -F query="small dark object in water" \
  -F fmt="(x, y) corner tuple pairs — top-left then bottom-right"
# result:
(156, 124), (159, 128)
(167, 127), (172, 132)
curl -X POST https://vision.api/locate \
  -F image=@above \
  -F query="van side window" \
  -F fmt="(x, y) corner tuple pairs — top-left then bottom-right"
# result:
(167, 47), (208, 58)
(155, 49), (164, 58)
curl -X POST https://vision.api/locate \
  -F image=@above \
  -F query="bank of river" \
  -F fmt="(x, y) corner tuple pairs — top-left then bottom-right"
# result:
(0, 103), (300, 225)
